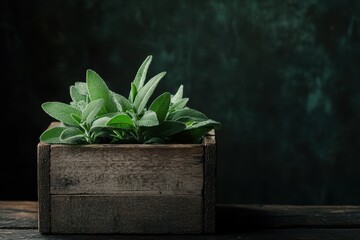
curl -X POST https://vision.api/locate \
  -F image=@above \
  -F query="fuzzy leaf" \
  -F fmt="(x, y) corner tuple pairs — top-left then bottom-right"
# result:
(144, 121), (186, 138)
(171, 85), (184, 103)
(106, 113), (135, 129)
(70, 85), (85, 103)
(75, 82), (88, 95)
(40, 127), (65, 144)
(70, 113), (82, 125)
(174, 120), (221, 143)
(136, 110), (159, 127)
(75, 100), (87, 110)
(133, 55), (152, 90)
(42, 102), (81, 126)
(60, 127), (86, 144)
(170, 108), (208, 122)
(149, 92), (170, 123)
(129, 83), (137, 103)
(114, 93), (133, 112)
(134, 72), (166, 114)
(175, 126), (214, 143)
(81, 99), (104, 124)
(86, 69), (117, 113)
(170, 98), (189, 111)
(90, 116), (111, 132)
(187, 119), (222, 130)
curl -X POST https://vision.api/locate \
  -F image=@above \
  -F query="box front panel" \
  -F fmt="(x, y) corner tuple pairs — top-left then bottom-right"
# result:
(48, 144), (205, 233)
(51, 195), (203, 233)
(50, 145), (204, 195)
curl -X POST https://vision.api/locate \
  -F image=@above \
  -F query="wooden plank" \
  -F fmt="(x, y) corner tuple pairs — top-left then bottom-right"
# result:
(50, 144), (204, 195)
(230, 229), (360, 240)
(50, 195), (203, 234)
(0, 201), (37, 229)
(3, 229), (360, 240)
(216, 204), (360, 232)
(5, 201), (360, 239)
(4, 201), (360, 232)
(203, 134), (216, 233)
(37, 142), (50, 233)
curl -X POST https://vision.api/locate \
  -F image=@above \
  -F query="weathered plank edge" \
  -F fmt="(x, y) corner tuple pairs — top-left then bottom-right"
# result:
(37, 142), (51, 234)
(0, 201), (38, 229)
(216, 204), (360, 232)
(4, 229), (360, 240)
(6, 201), (360, 236)
(203, 133), (216, 233)
(50, 194), (203, 234)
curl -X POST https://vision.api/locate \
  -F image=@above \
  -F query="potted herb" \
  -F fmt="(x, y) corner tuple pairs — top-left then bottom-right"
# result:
(38, 56), (220, 234)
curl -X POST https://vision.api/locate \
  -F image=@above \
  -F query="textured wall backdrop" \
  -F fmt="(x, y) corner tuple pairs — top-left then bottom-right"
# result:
(1, 0), (360, 204)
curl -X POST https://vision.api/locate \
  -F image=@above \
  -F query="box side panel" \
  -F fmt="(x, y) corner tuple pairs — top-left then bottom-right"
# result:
(37, 142), (51, 233)
(203, 134), (216, 233)
(51, 194), (203, 234)
(50, 145), (204, 195)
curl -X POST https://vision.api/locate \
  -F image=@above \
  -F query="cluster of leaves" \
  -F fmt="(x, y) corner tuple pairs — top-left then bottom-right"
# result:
(40, 56), (221, 144)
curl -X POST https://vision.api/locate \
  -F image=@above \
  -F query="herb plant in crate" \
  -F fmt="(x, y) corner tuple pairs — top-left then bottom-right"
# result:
(38, 56), (221, 234)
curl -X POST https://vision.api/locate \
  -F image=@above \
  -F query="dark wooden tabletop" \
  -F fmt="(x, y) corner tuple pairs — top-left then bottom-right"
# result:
(2, 201), (360, 239)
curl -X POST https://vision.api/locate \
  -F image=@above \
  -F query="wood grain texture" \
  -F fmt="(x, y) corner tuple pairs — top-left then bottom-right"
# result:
(0, 201), (37, 229)
(203, 134), (216, 233)
(50, 195), (203, 234)
(50, 144), (204, 195)
(217, 204), (360, 232)
(38, 123), (212, 234)
(4, 201), (360, 239)
(37, 142), (50, 234)
(4, 229), (360, 240)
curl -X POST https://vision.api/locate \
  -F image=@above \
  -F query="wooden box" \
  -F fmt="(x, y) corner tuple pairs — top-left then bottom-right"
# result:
(37, 127), (216, 234)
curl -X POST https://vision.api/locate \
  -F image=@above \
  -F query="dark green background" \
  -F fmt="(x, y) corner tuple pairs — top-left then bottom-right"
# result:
(2, 0), (360, 204)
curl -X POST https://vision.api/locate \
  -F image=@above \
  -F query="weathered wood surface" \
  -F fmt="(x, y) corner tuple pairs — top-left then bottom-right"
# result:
(3, 201), (360, 239)
(37, 143), (50, 233)
(50, 195), (203, 234)
(5, 201), (360, 231)
(38, 123), (214, 234)
(217, 204), (360, 232)
(203, 134), (216, 233)
(50, 144), (204, 195)
(0, 201), (37, 229)
(4, 229), (360, 240)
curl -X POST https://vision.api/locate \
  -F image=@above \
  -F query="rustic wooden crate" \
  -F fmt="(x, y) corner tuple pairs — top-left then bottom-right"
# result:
(37, 125), (216, 234)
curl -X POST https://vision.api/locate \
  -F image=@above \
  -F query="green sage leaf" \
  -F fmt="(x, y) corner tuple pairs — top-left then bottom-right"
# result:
(144, 121), (186, 138)
(70, 113), (82, 125)
(133, 72), (166, 114)
(114, 93), (133, 112)
(129, 83), (137, 103)
(136, 110), (159, 127)
(106, 113), (135, 129)
(60, 127), (86, 144)
(90, 116), (111, 132)
(186, 119), (222, 130)
(133, 55), (152, 90)
(42, 102), (81, 126)
(170, 108), (208, 122)
(70, 85), (85, 103)
(170, 98), (189, 111)
(171, 85), (183, 103)
(175, 126), (214, 143)
(40, 127), (65, 144)
(173, 119), (221, 143)
(149, 92), (170, 123)
(86, 69), (117, 113)
(75, 82), (88, 95)
(81, 99), (104, 124)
